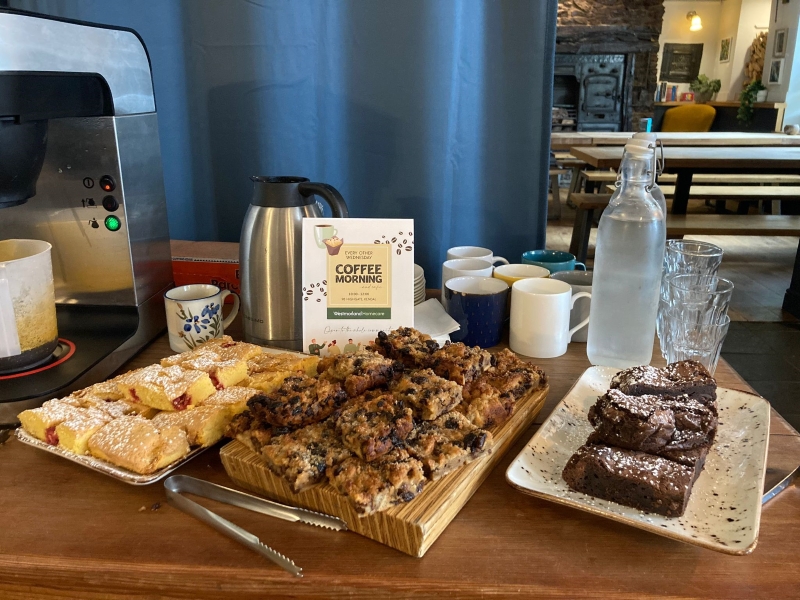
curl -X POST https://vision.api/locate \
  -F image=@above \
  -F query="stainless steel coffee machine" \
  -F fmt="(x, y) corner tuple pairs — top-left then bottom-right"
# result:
(0, 9), (172, 423)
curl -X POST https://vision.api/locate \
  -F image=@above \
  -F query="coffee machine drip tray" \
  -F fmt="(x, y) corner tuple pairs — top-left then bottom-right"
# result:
(0, 305), (139, 403)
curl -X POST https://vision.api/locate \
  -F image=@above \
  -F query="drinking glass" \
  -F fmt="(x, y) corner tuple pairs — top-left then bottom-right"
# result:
(661, 309), (730, 375)
(658, 274), (733, 360)
(657, 241), (724, 355)
(662, 240), (723, 279)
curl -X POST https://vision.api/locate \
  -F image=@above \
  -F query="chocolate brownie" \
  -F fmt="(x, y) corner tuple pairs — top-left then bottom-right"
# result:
(390, 368), (463, 420)
(368, 327), (441, 369)
(317, 350), (401, 397)
(335, 392), (415, 462)
(328, 448), (426, 516)
(587, 389), (717, 454)
(247, 375), (347, 428)
(658, 444), (710, 473)
(429, 343), (494, 386)
(260, 420), (352, 492)
(405, 411), (493, 480)
(609, 361), (717, 407)
(562, 444), (701, 518)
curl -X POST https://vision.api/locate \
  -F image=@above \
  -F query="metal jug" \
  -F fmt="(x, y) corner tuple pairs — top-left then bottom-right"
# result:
(239, 176), (349, 350)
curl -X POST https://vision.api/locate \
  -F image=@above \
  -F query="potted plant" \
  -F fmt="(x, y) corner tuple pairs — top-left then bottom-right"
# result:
(689, 75), (721, 103)
(737, 80), (767, 126)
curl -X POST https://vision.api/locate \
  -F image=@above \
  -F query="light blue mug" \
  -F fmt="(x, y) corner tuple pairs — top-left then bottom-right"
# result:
(521, 250), (586, 274)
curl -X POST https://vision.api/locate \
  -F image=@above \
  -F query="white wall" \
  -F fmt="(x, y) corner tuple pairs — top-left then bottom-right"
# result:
(658, 0), (771, 101)
(658, 0), (723, 95)
(729, 0), (772, 98)
(765, 0), (800, 125)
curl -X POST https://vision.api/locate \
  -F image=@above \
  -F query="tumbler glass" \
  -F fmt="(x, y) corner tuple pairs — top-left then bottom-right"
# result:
(661, 310), (730, 375)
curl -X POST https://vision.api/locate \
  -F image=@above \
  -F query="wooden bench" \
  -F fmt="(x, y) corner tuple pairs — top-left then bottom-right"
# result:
(568, 193), (800, 262)
(582, 171), (800, 196)
(598, 184), (800, 214)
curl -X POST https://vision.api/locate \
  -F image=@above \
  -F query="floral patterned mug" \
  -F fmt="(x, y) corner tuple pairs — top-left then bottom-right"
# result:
(164, 284), (240, 352)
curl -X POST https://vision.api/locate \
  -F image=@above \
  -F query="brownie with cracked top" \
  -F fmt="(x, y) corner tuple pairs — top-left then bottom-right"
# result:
(562, 444), (701, 517)
(260, 420), (352, 492)
(429, 343), (493, 386)
(328, 448), (426, 516)
(247, 374), (347, 428)
(609, 360), (717, 407)
(587, 389), (717, 454)
(658, 444), (710, 472)
(390, 368), (462, 420)
(367, 327), (440, 369)
(317, 350), (401, 397)
(335, 392), (414, 462)
(405, 411), (493, 480)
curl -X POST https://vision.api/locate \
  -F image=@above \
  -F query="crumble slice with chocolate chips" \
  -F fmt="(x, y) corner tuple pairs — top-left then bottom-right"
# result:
(246, 375), (347, 428)
(317, 350), (402, 397)
(367, 327), (441, 369)
(405, 411), (493, 480)
(457, 379), (515, 428)
(328, 448), (426, 516)
(260, 420), (352, 492)
(225, 409), (293, 454)
(335, 392), (414, 462)
(429, 343), (494, 386)
(491, 348), (549, 393)
(390, 368), (463, 421)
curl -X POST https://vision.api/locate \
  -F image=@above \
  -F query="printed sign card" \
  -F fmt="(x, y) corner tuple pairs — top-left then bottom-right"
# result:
(302, 218), (414, 357)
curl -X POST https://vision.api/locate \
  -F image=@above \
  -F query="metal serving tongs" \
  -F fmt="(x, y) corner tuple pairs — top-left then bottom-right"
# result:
(164, 475), (347, 577)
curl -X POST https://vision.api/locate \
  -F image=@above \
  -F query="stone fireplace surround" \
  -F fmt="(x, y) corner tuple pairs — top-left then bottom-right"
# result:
(557, 0), (665, 129)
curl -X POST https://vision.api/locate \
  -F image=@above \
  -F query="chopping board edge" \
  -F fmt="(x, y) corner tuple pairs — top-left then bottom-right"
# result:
(220, 384), (548, 557)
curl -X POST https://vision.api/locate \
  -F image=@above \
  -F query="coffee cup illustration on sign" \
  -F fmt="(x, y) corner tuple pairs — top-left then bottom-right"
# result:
(314, 224), (337, 248)
(324, 236), (344, 255)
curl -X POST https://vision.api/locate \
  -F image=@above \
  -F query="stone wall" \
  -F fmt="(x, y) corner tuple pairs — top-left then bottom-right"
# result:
(557, 0), (665, 126)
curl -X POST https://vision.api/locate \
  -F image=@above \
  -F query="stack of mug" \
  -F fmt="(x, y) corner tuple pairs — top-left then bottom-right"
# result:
(657, 240), (732, 374)
(441, 247), (592, 358)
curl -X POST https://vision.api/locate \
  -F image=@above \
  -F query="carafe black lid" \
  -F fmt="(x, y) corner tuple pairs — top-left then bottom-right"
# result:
(250, 176), (314, 208)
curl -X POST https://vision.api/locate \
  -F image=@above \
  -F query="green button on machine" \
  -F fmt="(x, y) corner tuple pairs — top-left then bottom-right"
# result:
(104, 215), (121, 231)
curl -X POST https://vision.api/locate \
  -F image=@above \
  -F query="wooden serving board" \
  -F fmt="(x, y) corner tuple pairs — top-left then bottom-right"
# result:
(220, 385), (548, 557)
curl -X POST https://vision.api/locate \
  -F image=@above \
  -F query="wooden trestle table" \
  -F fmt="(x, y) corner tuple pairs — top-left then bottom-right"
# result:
(1, 329), (799, 598)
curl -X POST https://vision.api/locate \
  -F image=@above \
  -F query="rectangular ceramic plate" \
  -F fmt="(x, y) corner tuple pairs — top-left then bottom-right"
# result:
(14, 346), (299, 485)
(506, 366), (770, 555)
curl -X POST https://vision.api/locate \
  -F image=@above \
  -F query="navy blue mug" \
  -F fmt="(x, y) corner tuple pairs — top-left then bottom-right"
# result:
(444, 276), (509, 348)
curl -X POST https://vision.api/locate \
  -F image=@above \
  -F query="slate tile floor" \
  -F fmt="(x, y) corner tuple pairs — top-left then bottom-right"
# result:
(721, 321), (800, 431)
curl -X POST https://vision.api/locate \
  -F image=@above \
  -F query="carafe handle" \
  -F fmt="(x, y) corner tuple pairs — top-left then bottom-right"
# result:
(298, 182), (349, 218)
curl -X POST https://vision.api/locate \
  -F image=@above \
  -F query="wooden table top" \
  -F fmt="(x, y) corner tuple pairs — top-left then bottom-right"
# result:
(2, 330), (799, 599)
(550, 132), (800, 150)
(569, 145), (800, 170)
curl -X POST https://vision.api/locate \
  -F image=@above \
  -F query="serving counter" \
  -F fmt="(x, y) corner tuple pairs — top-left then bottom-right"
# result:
(1, 330), (799, 599)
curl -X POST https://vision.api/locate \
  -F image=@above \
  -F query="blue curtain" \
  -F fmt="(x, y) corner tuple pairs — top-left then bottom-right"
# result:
(11, 0), (556, 286)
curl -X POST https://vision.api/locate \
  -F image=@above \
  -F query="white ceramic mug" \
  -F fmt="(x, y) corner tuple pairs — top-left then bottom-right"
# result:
(550, 270), (593, 343)
(164, 284), (240, 352)
(441, 258), (494, 306)
(446, 246), (509, 266)
(510, 278), (591, 358)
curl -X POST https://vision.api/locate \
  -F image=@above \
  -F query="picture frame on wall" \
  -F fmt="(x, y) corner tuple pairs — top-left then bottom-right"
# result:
(768, 58), (784, 84)
(774, 28), (788, 57)
(719, 37), (732, 63)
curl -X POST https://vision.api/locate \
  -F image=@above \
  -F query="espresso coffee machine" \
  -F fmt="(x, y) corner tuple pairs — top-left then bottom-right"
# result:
(0, 9), (172, 424)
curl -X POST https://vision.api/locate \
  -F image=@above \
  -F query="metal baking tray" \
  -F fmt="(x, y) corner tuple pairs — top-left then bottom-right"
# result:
(16, 428), (210, 485)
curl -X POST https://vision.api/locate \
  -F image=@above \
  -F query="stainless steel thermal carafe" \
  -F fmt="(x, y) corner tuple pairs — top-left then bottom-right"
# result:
(239, 176), (348, 350)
